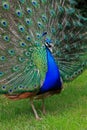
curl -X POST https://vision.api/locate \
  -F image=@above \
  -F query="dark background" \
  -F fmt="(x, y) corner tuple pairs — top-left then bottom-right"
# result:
(76, 0), (87, 17)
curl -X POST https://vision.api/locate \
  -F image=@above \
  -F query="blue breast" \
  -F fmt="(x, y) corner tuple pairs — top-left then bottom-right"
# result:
(40, 47), (62, 93)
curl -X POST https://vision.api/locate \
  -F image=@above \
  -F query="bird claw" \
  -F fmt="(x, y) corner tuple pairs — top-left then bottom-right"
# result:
(36, 117), (42, 121)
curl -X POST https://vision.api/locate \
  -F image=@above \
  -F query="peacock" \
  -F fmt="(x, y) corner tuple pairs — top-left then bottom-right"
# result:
(0, 0), (87, 120)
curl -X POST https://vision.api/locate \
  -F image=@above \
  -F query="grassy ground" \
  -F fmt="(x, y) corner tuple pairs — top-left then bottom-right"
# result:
(0, 70), (87, 130)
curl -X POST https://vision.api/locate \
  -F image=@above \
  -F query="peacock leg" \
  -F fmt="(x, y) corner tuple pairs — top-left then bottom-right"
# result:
(30, 98), (41, 120)
(42, 98), (46, 115)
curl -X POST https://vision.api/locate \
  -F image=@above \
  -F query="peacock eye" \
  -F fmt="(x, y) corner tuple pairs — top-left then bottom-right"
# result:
(42, 14), (47, 22)
(25, 51), (30, 57)
(2, 2), (10, 10)
(27, 7), (32, 15)
(37, 22), (43, 29)
(26, 36), (31, 41)
(8, 49), (15, 56)
(25, 18), (32, 26)
(18, 25), (25, 32)
(8, 89), (13, 93)
(50, 9), (56, 17)
(16, 9), (23, 17)
(2, 85), (6, 90)
(0, 56), (6, 61)
(51, 28), (56, 34)
(0, 72), (4, 77)
(32, 1), (36, 5)
(1, 19), (8, 27)
(58, 6), (64, 13)
(18, 85), (24, 89)
(36, 33), (41, 39)
(12, 66), (19, 72)
(3, 22), (6, 25)
(58, 23), (63, 30)
(3, 35), (10, 42)
(26, 20), (29, 24)
(32, 0), (38, 7)
(18, 57), (25, 62)
(20, 42), (26, 47)
(28, 9), (30, 12)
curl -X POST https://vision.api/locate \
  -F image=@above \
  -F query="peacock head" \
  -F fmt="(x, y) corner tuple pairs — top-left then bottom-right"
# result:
(45, 37), (53, 52)
(42, 32), (53, 52)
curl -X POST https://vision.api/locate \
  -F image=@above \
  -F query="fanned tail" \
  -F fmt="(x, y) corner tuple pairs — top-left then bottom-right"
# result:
(0, 0), (87, 95)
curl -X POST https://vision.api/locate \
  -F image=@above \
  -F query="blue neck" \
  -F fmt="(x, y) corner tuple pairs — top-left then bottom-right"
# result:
(40, 47), (62, 93)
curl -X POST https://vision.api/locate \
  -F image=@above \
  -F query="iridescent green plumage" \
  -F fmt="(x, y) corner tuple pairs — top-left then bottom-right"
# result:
(0, 0), (87, 95)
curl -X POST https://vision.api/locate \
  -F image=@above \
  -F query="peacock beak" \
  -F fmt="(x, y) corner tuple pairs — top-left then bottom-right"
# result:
(45, 42), (53, 52)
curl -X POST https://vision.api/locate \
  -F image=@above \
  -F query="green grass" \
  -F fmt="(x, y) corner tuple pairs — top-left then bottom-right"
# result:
(0, 70), (87, 130)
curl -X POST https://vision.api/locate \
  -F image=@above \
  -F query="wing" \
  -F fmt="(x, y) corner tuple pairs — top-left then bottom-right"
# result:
(0, 0), (47, 94)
